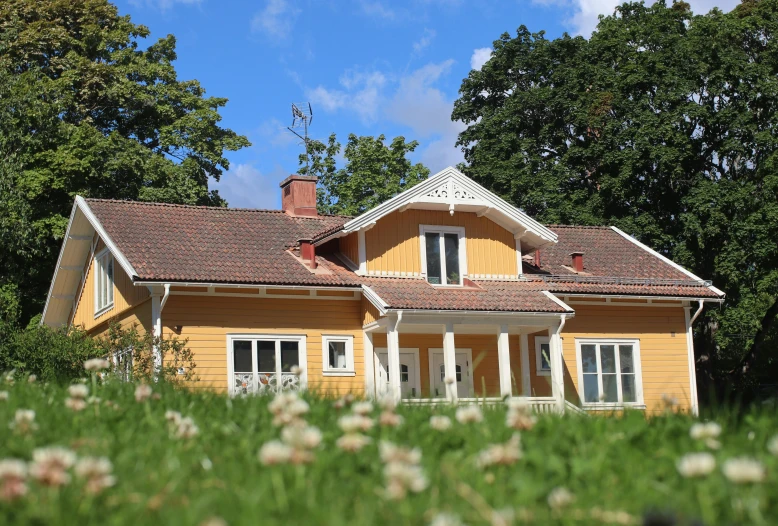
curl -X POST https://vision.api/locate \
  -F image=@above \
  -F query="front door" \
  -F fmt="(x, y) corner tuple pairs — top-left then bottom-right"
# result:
(377, 350), (420, 399)
(430, 351), (471, 398)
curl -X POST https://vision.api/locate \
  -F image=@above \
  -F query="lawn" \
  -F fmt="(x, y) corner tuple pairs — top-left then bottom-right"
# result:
(0, 372), (776, 526)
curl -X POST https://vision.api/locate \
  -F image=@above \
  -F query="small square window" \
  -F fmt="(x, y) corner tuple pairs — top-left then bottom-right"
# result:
(535, 337), (551, 376)
(322, 335), (355, 376)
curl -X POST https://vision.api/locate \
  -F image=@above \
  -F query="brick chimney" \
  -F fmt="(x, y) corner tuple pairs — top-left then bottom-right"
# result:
(570, 252), (584, 272)
(280, 175), (318, 217)
(299, 239), (317, 269)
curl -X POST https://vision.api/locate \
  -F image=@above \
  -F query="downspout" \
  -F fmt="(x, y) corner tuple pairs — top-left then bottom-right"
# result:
(152, 284), (171, 379)
(686, 300), (704, 416)
(160, 283), (171, 312)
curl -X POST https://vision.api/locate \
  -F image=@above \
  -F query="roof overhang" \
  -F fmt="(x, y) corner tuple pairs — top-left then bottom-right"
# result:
(341, 167), (558, 251)
(41, 197), (138, 328)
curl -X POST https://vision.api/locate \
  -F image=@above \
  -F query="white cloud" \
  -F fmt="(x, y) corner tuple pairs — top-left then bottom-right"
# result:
(251, 0), (300, 40)
(306, 71), (387, 124)
(413, 28), (436, 55)
(470, 47), (492, 71)
(129, 0), (201, 10)
(359, 1), (396, 20)
(213, 164), (287, 209)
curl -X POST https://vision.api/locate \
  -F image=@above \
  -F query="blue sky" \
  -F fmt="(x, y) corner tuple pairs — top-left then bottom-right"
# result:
(118, 0), (737, 209)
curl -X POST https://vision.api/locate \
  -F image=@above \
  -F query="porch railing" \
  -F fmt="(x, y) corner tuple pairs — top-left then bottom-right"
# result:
(401, 396), (564, 413)
(233, 372), (301, 395)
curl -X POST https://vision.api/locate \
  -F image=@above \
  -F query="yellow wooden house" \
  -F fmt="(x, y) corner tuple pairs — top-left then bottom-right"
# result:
(42, 167), (724, 414)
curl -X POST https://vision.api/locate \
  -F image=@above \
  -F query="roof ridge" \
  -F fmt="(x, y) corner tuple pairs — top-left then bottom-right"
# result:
(544, 224), (613, 230)
(84, 198), (347, 219)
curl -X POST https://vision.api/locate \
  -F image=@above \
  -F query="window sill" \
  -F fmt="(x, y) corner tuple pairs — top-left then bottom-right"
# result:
(322, 370), (356, 377)
(94, 303), (114, 319)
(582, 403), (646, 411)
(536, 370), (551, 377)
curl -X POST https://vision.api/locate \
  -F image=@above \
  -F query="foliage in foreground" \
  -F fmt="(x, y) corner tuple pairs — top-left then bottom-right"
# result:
(1, 378), (777, 525)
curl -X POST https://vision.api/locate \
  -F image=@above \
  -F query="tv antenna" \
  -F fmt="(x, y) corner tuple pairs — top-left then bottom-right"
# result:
(288, 102), (314, 173)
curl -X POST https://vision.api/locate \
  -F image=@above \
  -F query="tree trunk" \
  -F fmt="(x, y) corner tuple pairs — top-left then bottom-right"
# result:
(733, 296), (778, 383)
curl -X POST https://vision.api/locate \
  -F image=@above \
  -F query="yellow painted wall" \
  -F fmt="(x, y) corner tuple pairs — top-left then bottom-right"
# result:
(364, 210), (518, 278)
(340, 232), (359, 268)
(161, 294), (365, 394)
(86, 299), (153, 340)
(362, 297), (382, 326)
(72, 240), (149, 332)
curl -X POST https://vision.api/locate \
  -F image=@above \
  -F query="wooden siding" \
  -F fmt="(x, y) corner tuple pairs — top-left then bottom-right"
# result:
(340, 232), (359, 268)
(364, 210), (518, 278)
(72, 240), (149, 332)
(161, 295), (365, 395)
(86, 299), (153, 340)
(362, 297), (382, 326)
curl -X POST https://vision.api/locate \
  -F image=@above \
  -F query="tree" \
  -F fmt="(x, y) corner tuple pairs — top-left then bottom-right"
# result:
(299, 133), (429, 216)
(0, 0), (250, 323)
(452, 0), (778, 395)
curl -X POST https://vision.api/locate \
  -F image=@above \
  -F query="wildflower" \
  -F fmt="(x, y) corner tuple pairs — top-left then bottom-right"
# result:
(382, 458), (427, 500)
(268, 392), (309, 427)
(68, 384), (89, 399)
(661, 393), (679, 409)
(0, 392), (8, 402)
(748, 431), (755, 441)
(722, 457), (766, 484)
(352, 401), (373, 415)
(165, 410), (183, 425)
(338, 414), (374, 433)
(174, 417), (200, 439)
(74, 457), (116, 494)
(379, 411), (403, 427)
(10, 409), (38, 434)
(690, 422), (721, 440)
(444, 376), (455, 385)
(455, 405), (483, 424)
(0, 459), (27, 502)
(281, 424), (322, 450)
(547, 487), (575, 510)
(333, 393), (355, 409)
(3, 370), (15, 385)
(27, 374), (37, 384)
(430, 415), (452, 431)
(336, 433), (371, 452)
(379, 442), (422, 465)
(429, 513), (465, 526)
(200, 517), (228, 526)
(768, 435), (778, 457)
(29, 447), (76, 487)
(135, 384), (153, 402)
(290, 365), (304, 376)
(506, 406), (537, 431)
(377, 396), (397, 412)
(676, 452), (716, 478)
(84, 358), (110, 372)
(258, 441), (293, 465)
(65, 398), (88, 412)
(87, 397), (101, 405)
(476, 434), (522, 468)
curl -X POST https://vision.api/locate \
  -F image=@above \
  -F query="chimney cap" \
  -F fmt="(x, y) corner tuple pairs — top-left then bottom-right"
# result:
(569, 251), (585, 256)
(279, 174), (318, 187)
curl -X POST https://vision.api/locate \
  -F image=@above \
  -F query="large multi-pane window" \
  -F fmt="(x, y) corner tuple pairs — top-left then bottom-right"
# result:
(421, 225), (466, 286)
(94, 249), (114, 315)
(576, 340), (642, 407)
(229, 335), (306, 395)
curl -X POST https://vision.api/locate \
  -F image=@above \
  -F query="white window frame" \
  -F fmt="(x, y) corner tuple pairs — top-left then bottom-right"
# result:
(226, 334), (308, 395)
(535, 336), (551, 376)
(419, 224), (467, 286)
(575, 338), (644, 410)
(322, 334), (355, 376)
(93, 248), (114, 317)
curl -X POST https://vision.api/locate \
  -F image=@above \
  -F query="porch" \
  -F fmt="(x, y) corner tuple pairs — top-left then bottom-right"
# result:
(364, 311), (572, 413)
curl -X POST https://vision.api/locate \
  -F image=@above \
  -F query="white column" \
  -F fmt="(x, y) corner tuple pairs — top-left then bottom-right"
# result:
(363, 331), (375, 399)
(150, 292), (162, 376)
(684, 306), (700, 416)
(387, 317), (402, 402)
(497, 325), (512, 398)
(548, 321), (565, 412)
(443, 322), (457, 403)
(520, 333), (531, 397)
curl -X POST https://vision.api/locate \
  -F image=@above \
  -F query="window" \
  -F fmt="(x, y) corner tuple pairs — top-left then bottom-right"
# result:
(535, 336), (551, 376)
(228, 335), (307, 395)
(94, 249), (114, 316)
(576, 340), (643, 407)
(439, 364), (462, 382)
(420, 225), (466, 286)
(322, 335), (355, 376)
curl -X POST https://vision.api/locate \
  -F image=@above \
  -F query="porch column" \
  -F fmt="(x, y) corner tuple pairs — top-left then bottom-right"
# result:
(443, 322), (457, 403)
(497, 325), (512, 398)
(520, 333), (531, 397)
(387, 316), (402, 402)
(150, 291), (163, 376)
(548, 319), (566, 412)
(363, 331), (375, 399)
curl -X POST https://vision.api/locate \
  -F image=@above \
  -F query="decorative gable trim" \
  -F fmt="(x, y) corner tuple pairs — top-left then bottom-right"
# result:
(341, 167), (558, 247)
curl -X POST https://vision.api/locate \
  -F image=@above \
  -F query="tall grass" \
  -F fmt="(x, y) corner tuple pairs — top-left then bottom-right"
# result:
(0, 376), (776, 525)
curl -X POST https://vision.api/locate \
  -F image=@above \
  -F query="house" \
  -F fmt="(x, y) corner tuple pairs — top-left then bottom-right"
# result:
(42, 167), (724, 414)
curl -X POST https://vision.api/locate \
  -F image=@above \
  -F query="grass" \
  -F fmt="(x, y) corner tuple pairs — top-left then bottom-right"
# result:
(0, 376), (777, 526)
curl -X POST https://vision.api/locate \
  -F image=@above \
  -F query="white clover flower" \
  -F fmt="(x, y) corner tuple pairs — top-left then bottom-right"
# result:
(383, 461), (428, 500)
(281, 425), (322, 450)
(84, 358), (110, 372)
(430, 415), (452, 431)
(0, 459), (26, 480)
(268, 393), (309, 427)
(0, 459), (28, 502)
(290, 365), (304, 376)
(690, 422), (721, 441)
(768, 435), (778, 457)
(338, 414), (374, 433)
(377, 396), (397, 412)
(65, 398), (88, 412)
(10, 409), (37, 433)
(476, 434), (522, 468)
(29, 447), (76, 487)
(3, 370), (16, 385)
(336, 433), (371, 452)
(722, 457), (766, 484)
(351, 401), (374, 415)
(429, 513), (465, 526)
(379, 442), (422, 465)
(27, 374), (37, 384)
(455, 405), (483, 424)
(379, 411), (403, 427)
(258, 440), (293, 465)
(444, 376), (455, 385)
(676, 452), (716, 478)
(68, 384), (89, 399)
(175, 417), (200, 439)
(165, 410), (183, 425)
(0, 391), (8, 402)
(134, 384), (153, 402)
(506, 409), (537, 431)
(75, 457), (116, 494)
(547, 487), (575, 510)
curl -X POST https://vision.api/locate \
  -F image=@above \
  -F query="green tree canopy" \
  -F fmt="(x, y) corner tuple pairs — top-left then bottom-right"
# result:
(299, 133), (429, 216)
(452, 0), (778, 393)
(0, 0), (250, 323)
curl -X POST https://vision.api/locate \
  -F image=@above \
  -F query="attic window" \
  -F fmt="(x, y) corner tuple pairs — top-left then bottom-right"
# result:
(94, 249), (114, 316)
(420, 225), (466, 286)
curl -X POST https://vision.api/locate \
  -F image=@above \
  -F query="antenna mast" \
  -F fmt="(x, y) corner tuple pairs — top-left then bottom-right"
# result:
(288, 102), (314, 173)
